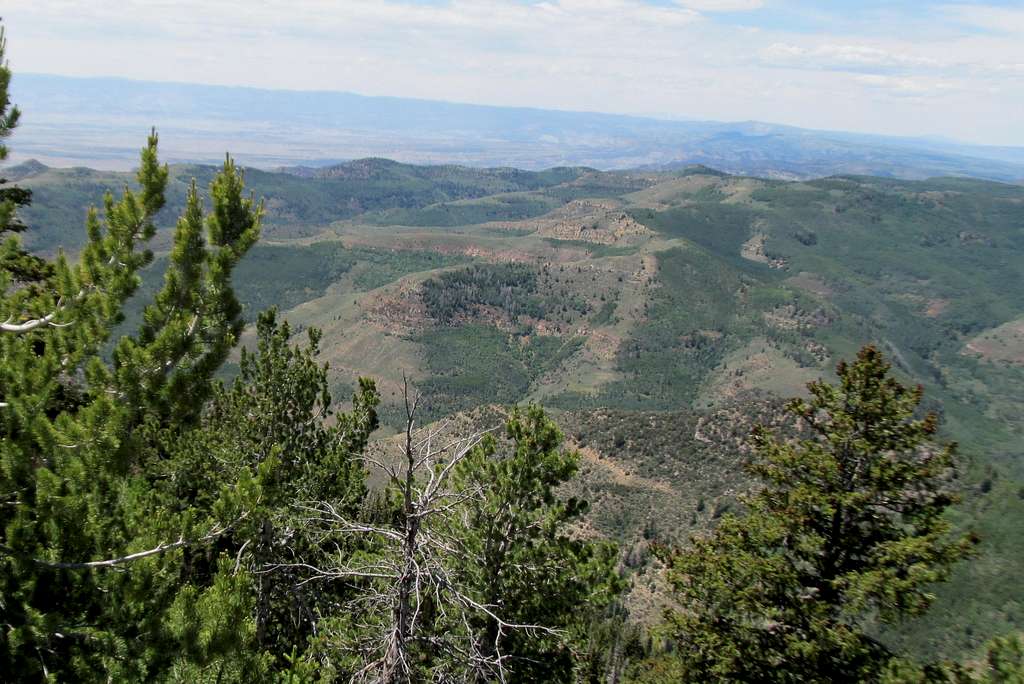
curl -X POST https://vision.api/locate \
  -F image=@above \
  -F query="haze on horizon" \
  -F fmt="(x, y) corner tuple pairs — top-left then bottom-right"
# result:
(4, 0), (1023, 148)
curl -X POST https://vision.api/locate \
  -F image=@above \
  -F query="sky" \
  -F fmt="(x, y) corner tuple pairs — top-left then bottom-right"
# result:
(3, 0), (1023, 146)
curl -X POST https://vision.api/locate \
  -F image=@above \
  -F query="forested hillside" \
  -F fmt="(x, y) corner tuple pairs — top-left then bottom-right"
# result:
(12, 139), (1024, 662)
(4, 23), (1024, 681)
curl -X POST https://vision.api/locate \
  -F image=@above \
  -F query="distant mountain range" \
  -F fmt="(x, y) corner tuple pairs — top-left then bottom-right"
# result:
(8, 73), (1024, 181)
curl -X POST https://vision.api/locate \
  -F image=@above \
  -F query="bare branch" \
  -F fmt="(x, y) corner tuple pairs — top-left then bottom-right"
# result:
(1, 291), (85, 334)
(1, 311), (68, 333)
(28, 527), (223, 569)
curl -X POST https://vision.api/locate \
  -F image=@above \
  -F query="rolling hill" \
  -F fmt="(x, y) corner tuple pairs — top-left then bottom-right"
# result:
(11, 155), (1024, 660)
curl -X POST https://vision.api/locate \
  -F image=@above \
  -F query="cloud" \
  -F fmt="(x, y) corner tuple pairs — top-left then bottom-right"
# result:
(762, 42), (945, 73)
(853, 73), (955, 98)
(674, 0), (764, 11)
(992, 62), (1024, 75)
(941, 3), (1024, 34)
(5, 1), (707, 53)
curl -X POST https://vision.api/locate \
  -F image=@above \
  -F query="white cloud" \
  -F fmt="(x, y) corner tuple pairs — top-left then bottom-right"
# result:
(992, 62), (1024, 75)
(853, 73), (955, 98)
(941, 3), (1024, 34)
(674, 0), (764, 11)
(762, 42), (946, 72)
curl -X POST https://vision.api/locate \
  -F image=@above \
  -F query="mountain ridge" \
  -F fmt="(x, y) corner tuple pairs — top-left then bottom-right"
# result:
(11, 73), (1024, 181)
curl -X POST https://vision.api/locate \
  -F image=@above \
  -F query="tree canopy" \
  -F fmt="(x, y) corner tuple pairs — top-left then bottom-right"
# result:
(660, 346), (978, 682)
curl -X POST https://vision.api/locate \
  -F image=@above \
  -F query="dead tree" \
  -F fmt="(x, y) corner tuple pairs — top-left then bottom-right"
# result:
(291, 378), (560, 683)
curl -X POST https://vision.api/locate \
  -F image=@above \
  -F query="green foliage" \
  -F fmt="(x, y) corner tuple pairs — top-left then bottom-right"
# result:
(422, 262), (551, 325)
(5, 26), (1024, 671)
(0, 29), (48, 287)
(0, 27), (16, 163)
(589, 298), (617, 326)
(111, 155), (261, 425)
(627, 174), (1024, 654)
(592, 246), (783, 408)
(451, 405), (622, 682)
(417, 324), (582, 419)
(0, 54), (609, 675)
(14, 161), (585, 255)
(660, 347), (977, 682)
(121, 244), (470, 337)
(364, 192), (561, 227)
(232, 243), (357, 312)
(541, 173), (652, 202)
(163, 564), (272, 682)
(629, 203), (773, 272)
(882, 633), (1024, 683)
(553, 403), (787, 542)
(286, 404), (618, 682)
(160, 310), (379, 672)
(0, 116), (263, 678)
(346, 248), (469, 292)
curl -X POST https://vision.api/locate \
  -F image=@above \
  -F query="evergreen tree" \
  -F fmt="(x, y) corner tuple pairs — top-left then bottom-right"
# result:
(297, 400), (619, 682)
(660, 346), (977, 682)
(451, 405), (621, 682)
(161, 309), (379, 678)
(0, 27), (266, 672)
(0, 23), (48, 286)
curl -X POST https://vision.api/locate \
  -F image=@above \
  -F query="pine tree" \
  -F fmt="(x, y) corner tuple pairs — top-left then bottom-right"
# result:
(161, 309), (380, 677)
(296, 399), (619, 682)
(0, 23), (49, 286)
(451, 405), (621, 682)
(0, 23), (266, 672)
(660, 346), (977, 683)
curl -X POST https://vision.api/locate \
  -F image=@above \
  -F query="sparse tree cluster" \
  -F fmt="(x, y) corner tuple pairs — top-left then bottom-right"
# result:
(421, 263), (546, 326)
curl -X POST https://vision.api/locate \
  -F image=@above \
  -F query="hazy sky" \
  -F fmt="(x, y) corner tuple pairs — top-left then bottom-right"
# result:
(4, 0), (1023, 145)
